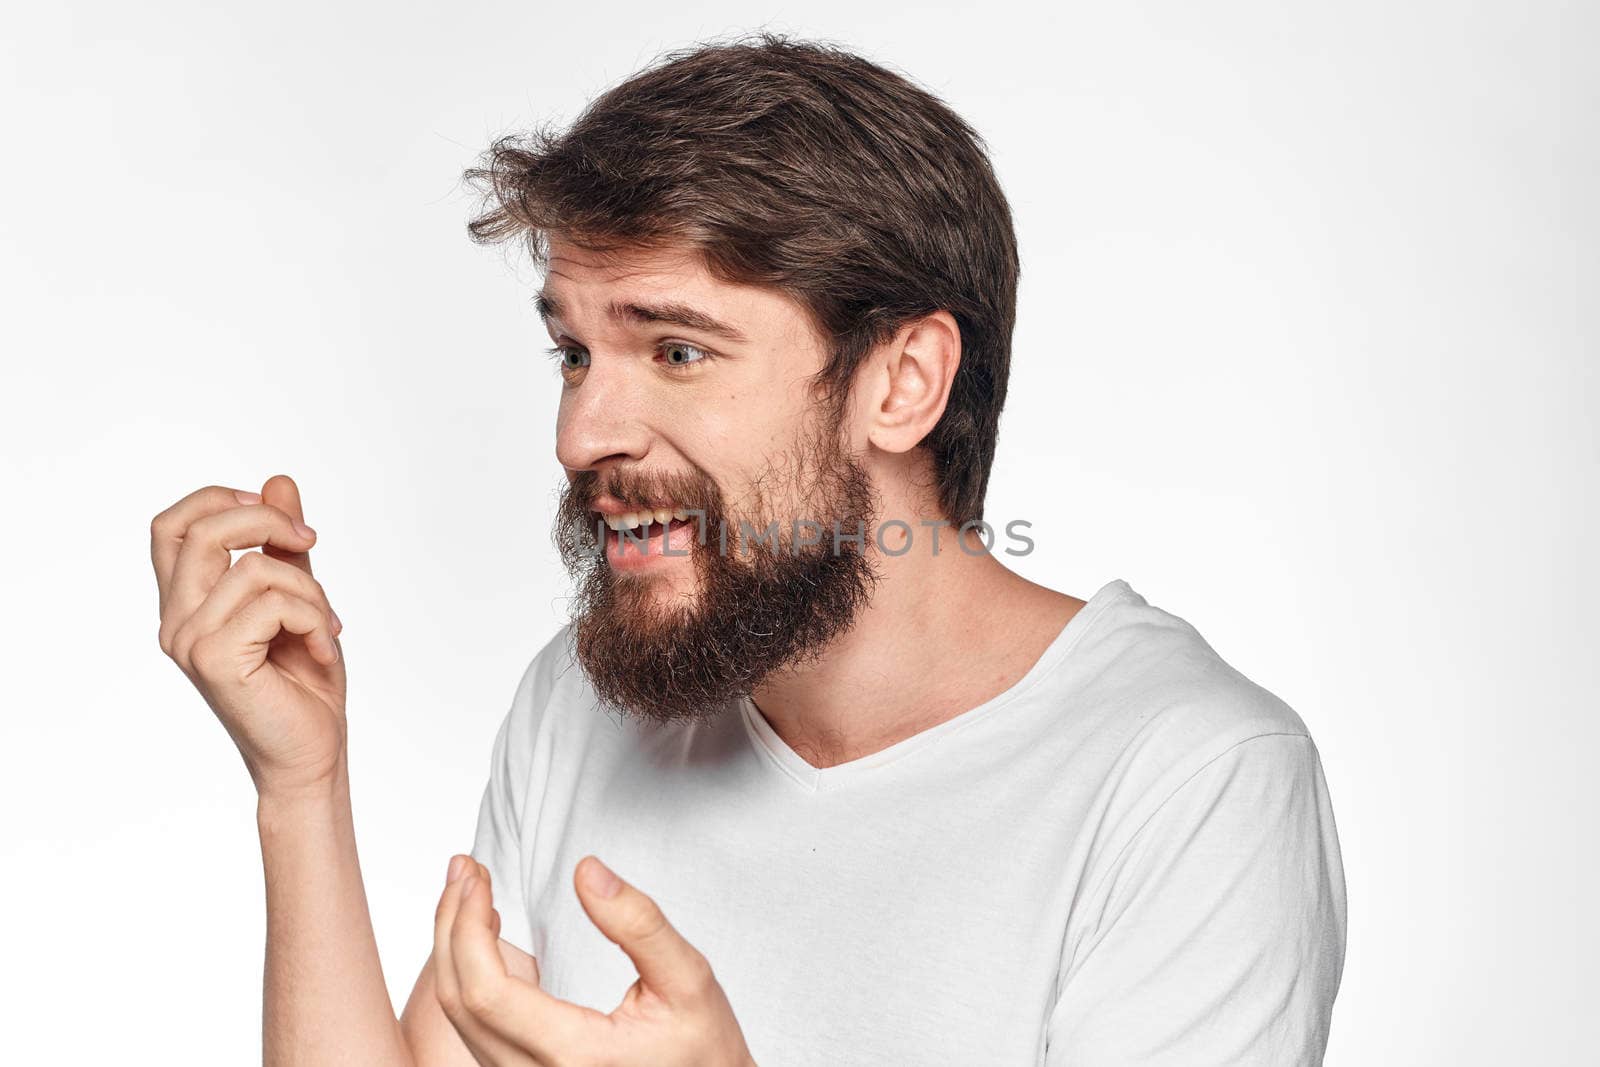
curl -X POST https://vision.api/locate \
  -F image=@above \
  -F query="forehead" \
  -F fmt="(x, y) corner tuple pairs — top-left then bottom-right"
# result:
(545, 235), (709, 290)
(539, 236), (818, 347)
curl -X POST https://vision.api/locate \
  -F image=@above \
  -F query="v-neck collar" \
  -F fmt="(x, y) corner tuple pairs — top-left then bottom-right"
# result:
(736, 578), (1132, 793)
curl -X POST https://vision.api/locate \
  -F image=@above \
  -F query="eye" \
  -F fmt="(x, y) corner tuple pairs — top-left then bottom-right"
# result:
(544, 346), (589, 372)
(659, 341), (709, 367)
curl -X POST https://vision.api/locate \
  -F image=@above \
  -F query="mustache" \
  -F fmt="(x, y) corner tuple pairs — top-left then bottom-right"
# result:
(555, 465), (730, 569)
(562, 466), (726, 514)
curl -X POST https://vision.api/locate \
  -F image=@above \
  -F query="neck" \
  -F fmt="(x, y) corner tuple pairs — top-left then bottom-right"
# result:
(748, 522), (1085, 770)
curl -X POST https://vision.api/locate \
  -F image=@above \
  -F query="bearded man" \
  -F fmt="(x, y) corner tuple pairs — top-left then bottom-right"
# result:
(151, 32), (1346, 1067)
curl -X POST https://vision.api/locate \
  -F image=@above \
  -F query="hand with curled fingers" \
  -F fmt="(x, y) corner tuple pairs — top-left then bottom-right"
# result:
(434, 854), (758, 1067)
(150, 473), (347, 799)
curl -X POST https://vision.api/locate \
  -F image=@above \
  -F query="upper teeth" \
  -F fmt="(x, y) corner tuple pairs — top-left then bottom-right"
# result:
(604, 507), (692, 532)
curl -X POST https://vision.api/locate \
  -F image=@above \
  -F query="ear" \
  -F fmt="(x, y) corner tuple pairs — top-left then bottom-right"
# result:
(862, 310), (961, 455)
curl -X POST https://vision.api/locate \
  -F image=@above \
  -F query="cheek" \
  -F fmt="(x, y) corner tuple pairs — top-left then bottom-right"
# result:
(711, 383), (813, 453)
(672, 406), (772, 513)
(672, 389), (763, 464)
(685, 418), (748, 497)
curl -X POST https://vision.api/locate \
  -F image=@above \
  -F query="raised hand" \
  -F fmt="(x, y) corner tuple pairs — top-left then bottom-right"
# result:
(433, 855), (758, 1067)
(151, 473), (347, 799)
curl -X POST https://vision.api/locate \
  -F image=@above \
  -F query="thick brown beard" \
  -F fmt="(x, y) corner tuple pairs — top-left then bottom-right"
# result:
(553, 420), (881, 726)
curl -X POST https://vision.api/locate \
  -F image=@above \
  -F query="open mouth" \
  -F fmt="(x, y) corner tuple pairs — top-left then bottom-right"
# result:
(605, 515), (696, 541)
(591, 506), (703, 561)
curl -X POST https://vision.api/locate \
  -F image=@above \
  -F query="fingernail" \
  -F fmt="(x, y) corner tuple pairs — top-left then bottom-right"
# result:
(234, 490), (262, 505)
(459, 874), (477, 897)
(295, 522), (315, 538)
(330, 608), (343, 634)
(583, 856), (622, 899)
(447, 855), (467, 883)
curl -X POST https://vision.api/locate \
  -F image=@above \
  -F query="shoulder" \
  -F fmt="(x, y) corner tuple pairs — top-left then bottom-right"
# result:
(496, 624), (589, 754)
(511, 623), (583, 710)
(1079, 581), (1312, 741)
(1069, 582), (1322, 817)
(1049, 586), (1343, 932)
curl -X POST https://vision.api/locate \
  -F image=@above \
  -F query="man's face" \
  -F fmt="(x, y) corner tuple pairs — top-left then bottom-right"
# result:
(542, 236), (879, 724)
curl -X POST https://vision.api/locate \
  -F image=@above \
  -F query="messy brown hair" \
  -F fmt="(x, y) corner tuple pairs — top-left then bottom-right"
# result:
(462, 31), (1020, 525)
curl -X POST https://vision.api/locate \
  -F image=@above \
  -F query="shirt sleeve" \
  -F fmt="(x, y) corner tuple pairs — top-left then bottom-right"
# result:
(1045, 731), (1347, 1066)
(468, 636), (568, 958)
(469, 701), (534, 955)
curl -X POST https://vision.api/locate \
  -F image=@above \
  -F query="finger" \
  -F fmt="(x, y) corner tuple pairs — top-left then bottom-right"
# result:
(150, 484), (264, 613)
(160, 504), (317, 657)
(172, 551), (340, 671)
(452, 861), (603, 1060)
(190, 588), (340, 681)
(260, 474), (315, 577)
(573, 856), (714, 1006)
(433, 859), (529, 1064)
(432, 859), (469, 1020)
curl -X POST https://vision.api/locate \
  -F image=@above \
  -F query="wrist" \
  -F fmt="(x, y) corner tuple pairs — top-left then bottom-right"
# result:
(255, 756), (351, 820)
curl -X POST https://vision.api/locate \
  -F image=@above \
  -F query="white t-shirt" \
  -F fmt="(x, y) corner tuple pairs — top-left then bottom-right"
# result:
(470, 578), (1347, 1065)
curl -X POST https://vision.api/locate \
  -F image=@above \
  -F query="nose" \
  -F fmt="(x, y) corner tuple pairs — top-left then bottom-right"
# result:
(554, 356), (653, 472)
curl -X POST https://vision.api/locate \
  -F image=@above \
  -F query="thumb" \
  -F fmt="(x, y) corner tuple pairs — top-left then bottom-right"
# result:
(260, 473), (315, 576)
(574, 855), (710, 1004)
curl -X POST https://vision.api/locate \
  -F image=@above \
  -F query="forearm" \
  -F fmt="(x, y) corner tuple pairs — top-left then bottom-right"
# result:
(256, 756), (415, 1067)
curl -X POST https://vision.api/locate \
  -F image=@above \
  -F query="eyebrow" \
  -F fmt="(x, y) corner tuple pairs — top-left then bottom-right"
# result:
(535, 291), (749, 345)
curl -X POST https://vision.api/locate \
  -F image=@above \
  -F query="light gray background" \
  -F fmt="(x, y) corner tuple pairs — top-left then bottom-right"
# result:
(2, 1), (1593, 1063)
